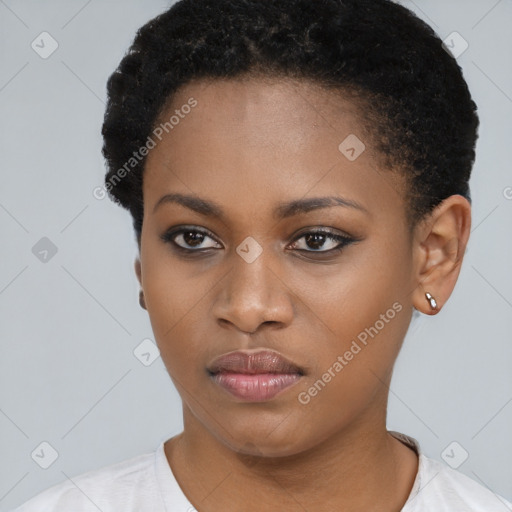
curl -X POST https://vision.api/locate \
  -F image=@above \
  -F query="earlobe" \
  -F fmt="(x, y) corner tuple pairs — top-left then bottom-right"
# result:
(139, 290), (147, 310)
(134, 258), (147, 310)
(412, 195), (471, 315)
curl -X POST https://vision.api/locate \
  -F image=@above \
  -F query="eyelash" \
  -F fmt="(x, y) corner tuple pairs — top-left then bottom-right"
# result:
(160, 226), (357, 257)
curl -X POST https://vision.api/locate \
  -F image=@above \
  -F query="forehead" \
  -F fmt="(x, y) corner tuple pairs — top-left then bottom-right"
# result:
(143, 77), (406, 224)
(153, 76), (364, 156)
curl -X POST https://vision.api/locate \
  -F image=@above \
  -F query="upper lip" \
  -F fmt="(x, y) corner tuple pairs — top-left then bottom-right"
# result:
(207, 350), (305, 375)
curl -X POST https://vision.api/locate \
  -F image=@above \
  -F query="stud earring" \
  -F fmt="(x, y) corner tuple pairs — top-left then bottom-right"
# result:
(425, 292), (437, 311)
(139, 290), (146, 310)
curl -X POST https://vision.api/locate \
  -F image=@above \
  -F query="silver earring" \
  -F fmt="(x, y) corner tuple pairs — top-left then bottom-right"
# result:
(425, 292), (437, 310)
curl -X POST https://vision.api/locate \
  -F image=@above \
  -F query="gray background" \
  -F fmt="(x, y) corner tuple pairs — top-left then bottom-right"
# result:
(1, 0), (511, 510)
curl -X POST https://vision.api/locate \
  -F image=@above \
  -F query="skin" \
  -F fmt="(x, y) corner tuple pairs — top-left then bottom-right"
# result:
(134, 77), (471, 511)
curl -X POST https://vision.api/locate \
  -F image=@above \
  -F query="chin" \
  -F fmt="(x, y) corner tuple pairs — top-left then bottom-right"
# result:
(210, 420), (317, 459)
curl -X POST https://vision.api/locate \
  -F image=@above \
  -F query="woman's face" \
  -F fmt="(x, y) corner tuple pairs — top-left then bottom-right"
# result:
(137, 77), (417, 456)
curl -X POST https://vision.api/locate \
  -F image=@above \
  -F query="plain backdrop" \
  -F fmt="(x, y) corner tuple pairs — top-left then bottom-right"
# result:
(1, 0), (511, 510)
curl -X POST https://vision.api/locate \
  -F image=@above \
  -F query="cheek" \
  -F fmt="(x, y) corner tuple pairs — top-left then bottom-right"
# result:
(141, 229), (209, 316)
(294, 297), (410, 434)
(139, 240), (207, 367)
(298, 232), (411, 341)
(294, 234), (412, 400)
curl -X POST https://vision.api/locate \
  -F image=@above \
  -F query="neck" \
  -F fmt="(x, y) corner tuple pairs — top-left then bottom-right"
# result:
(164, 404), (418, 512)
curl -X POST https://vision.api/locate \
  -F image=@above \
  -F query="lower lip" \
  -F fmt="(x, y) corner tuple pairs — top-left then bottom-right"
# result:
(210, 372), (302, 401)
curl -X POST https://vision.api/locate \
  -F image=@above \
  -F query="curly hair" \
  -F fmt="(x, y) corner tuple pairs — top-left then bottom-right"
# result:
(101, 0), (479, 243)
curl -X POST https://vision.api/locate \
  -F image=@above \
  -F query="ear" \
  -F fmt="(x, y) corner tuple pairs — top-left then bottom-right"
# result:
(135, 257), (142, 287)
(411, 195), (471, 315)
(135, 257), (147, 310)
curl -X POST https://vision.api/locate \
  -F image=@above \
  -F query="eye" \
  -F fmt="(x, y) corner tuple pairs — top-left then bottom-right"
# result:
(160, 227), (222, 252)
(288, 229), (356, 254)
(160, 226), (357, 256)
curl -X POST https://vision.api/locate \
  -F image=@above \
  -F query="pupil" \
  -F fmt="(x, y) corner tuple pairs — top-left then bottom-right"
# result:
(306, 233), (325, 250)
(184, 231), (204, 247)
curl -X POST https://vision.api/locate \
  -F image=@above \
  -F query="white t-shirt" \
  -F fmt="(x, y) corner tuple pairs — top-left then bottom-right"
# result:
(11, 431), (512, 511)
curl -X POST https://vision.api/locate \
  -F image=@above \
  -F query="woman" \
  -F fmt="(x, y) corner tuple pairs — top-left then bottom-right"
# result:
(13, 0), (512, 510)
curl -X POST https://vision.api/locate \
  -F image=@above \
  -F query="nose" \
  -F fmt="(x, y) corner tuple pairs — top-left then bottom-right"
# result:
(212, 250), (294, 334)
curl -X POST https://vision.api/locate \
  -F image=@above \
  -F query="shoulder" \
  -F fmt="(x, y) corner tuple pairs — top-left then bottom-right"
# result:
(388, 431), (512, 512)
(406, 453), (512, 512)
(11, 448), (160, 512)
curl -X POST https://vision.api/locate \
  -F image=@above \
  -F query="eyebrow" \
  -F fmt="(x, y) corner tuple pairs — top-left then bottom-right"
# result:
(152, 193), (369, 219)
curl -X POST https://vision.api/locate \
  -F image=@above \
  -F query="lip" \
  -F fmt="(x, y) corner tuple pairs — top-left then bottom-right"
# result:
(207, 349), (305, 375)
(207, 349), (305, 402)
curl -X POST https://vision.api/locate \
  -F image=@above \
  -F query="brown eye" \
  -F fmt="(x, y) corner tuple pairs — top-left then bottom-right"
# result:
(161, 227), (222, 251)
(290, 230), (355, 253)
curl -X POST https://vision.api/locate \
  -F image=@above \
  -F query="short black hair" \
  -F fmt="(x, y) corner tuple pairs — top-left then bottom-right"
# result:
(101, 0), (479, 243)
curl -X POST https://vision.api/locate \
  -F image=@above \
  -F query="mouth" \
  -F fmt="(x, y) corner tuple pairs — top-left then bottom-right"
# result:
(207, 349), (305, 402)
